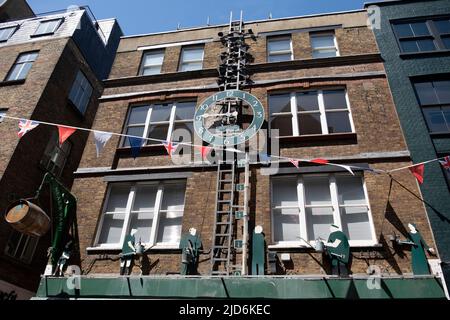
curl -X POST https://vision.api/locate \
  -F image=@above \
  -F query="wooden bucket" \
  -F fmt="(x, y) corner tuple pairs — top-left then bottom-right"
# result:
(5, 199), (50, 237)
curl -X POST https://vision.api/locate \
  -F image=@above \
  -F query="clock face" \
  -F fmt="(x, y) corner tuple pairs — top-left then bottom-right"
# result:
(194, 90), (265, 146)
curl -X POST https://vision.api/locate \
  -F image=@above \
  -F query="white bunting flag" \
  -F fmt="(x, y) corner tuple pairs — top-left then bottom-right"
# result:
(94, 131), (113, 157)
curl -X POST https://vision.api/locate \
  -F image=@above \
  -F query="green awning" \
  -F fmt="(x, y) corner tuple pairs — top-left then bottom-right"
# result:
(35, 275), (446, 299)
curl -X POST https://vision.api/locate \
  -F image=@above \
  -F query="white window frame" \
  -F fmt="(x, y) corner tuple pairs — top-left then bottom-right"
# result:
(5, 51), (39, 81)
(92, 180), (186, 250)
(33, 18), (63, 36)
(69, 70), (93, 115)
(139, 49), (165, 75)
(122, 100), (195, 147)
(0, 25), (18, 42)
(310, 32), (340, 59)
(267, 35), (294, 62)
(178, 45), (204, 72)
(269, 88), (355, 137)
(269, 173), (377, 249)
(4, 231), (39, 264)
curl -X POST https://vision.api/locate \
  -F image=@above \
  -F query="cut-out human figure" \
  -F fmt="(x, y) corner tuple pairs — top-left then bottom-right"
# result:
(408, 223), (435, 275)
(252, 225), (265, 275)
(179, 227), (202, 275)
(54, 237), (74, 276)
(324, 224), (350, 276)
(120, 228), (137, 275)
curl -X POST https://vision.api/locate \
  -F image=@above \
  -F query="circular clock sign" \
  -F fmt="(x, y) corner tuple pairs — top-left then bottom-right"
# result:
(194, 90), (265, 146)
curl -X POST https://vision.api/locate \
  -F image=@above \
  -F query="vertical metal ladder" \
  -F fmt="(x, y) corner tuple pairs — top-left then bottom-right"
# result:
(210, 160), (236, 275)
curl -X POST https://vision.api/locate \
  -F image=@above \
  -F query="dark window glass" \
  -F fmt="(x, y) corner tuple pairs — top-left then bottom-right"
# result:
(394, 23), (413, 37)
(323, 90), (347, 110)
(417, 39), (436, 51)
(435, 19), (450, 34)
(297, 92), (319, 111)
(415, 82), (439, 105)
(423, 107), (449, 132)
(270, 116), (293, 136)
(298, 113), (321, 135)
(443, 37), (450, 49)
(434, 81), (450, 104)
(269, 94), (291, 113)
(326, 112), (352, 133)
(411, 22), (430, 36)
(147, 124), (169, 145)
(400, 40), (419, 53)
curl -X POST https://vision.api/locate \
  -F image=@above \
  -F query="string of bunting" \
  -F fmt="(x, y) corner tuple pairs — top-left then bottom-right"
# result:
(2, 114), (450, 183)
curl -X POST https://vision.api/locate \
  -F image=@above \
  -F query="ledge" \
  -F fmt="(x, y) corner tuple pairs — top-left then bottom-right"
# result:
(0, 79), (26, 87)
(399, 50), (450, 59)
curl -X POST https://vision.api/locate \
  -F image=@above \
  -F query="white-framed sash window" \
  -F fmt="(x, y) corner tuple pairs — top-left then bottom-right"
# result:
(310, 32), (339, 58)
(267, 35), (293, 62)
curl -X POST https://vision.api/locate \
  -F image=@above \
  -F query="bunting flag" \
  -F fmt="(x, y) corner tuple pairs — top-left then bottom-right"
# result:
(289, 158), (299, 168)
(439, 156), (450, 172)
(93, 131), (113, 158)
(197, 145), (212, 160)
(310, 158), (329, 164)
(333, 164), (355, 175)
(163, 141), (178, 156)
(18, 119), (39, 138)
(409, 164), (425, 184)
(128, 136), (144, 159)
(58, 126), (76, 146)
(259, 153), (271, 163)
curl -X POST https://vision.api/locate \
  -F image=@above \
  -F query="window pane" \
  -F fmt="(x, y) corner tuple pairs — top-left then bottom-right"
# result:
(161, 183), (186, 211)
(400, 40), (419, 53)
(323, 90), (347, 110)
(181, 47), (203, 61)
(21, 236), (38, 263)
(0, 27), (15, 41)
(442, 37), (450, 49)
(434, 81), (450, 104)
(133, 185), (157, 212)
(435, 19), (450, 34)
(128, 106), (149, 125)
(172, 122), (193, 140)
(415, 82), (438, 105)
(411, 22), (430, 36)
(273, 208), (300, 242)
(99, 213), (125, 244)
(146, 124), (169, 144)
(124, 126), (145, 147)
(326, 111), (352, 133)
(180, 61), (203, 71)
(417, 39), (436, 51)
(150, 104), (172, 122)
(268, 54), (292, 62)
(306, 207), (334, 241)
(311, 34), (335, 48)
(270, 115), (293, 136)
(5, 231), (21, 256)
(298, 113), (322, 135)
(156, 211), (183, 243)
(143, 51), (164, 66)
(175, 101), (195, 120)
(130, 211), (153, 243)
(6, 64), (22, 81)
(340, 207), (372, 240)
(272, 177), (298, 207)
(312, 49), (337, 58)
(394, 23), (413, 38)
(443, 107), (450, 128)
(16, 62), (32, 80)
(423, 107), (448, 132)
(269, 94), (291, 113)
(142, 65), (162, 76)
(106, 186), (130, 212)
(336, 176), (366, 205)
(297, 92), (319, 111)
(304, 176), (331, 205)
(268, 37), (291, 52)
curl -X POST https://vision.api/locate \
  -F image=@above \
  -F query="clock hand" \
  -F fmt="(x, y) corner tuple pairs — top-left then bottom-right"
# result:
(202, 111), (238, 118)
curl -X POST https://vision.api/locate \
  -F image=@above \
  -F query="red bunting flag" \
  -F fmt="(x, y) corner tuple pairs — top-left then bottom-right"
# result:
(58, 126), (76, 146)
(439, 156), (450, 172)
(289, 159), (299, 168)
(409, 164), (425, 184)
(310, 158), (329, 164)
(163, 141), (178, 156)
(197, 145), (212, 160)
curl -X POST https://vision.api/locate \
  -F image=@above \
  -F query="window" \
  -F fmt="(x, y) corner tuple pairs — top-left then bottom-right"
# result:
(5, 231), (38, 264)
(0, 109), (6, 122)
(40, 132), (72, 177)
(393, 17), (450, 53)
(414, 80), (450, 133)
(95, 180), (186, 248)
(140, 50), (165, 75)
(5, 51), (38, 81)
(122, 101), (195, 147)
(179, 46), (204, 72)
(0, 26), (17, 42)
(310, 32), (339, 58)
(34, 19), (62, 36)
(68, 70), (93, 115)
(267, 35), (293, 62)
(269, 89), (354, 137)
(271, 173), (376, 247)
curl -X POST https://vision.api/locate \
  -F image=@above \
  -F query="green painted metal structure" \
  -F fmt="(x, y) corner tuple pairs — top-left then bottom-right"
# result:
(35, 276), (446, 299)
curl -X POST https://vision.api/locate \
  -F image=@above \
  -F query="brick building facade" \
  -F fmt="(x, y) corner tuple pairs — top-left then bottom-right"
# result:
(0, 5), (122, 298)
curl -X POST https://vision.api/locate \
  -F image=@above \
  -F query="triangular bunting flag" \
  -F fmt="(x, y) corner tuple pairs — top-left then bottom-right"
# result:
(18, 119), (39, 138)
(310, 158), (329, 164)
(163, 141), (178, 156)
(334, 164), (355, 175)
(439, 156), (450, 172)
(128, 136), (144, 159)
(58, 126), (76, 146)
(289, 158), (299, 168)
(409, 164), (425, 184)
(197, 145), (212, 160)
(93, 131), (113, 158)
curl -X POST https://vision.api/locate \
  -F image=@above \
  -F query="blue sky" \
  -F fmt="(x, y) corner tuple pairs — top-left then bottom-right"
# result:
(27, 0), (370, 36)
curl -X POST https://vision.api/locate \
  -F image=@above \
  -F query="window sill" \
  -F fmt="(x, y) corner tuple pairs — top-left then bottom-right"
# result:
(87, 244), (181, 253)
(399, 50), (450, 59)
(116, 144), (167, 157)
(30, 32), (55, 38)
(0, 79), (26, 87)
(268, 241), (380, 250)
(276, 132), (357, 147)
(429, 132), (450, 138)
